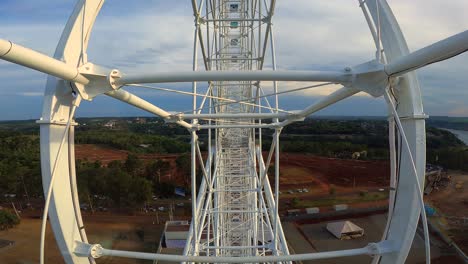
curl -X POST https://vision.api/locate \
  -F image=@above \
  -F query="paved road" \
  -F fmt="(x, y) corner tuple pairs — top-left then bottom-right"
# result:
(282, 222), (317, 264)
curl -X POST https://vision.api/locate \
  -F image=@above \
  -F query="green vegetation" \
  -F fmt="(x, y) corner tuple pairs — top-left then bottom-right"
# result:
(427, 116), (468, 131)
(291, 197), (300, 208)
(0, 119), (191, 207)
(275, 119), (466, 162)
(0, 116), (467, 210)
(0, 131), (41, 200)
(0, 209), (20, 230)
(76, 154), (186, 208)
(427, 147), (468, 171)
(329, 185), (336, 196)
(75, 130), (189, 153)
(294, 191), (389, 208)
(77, 158), (152, 207)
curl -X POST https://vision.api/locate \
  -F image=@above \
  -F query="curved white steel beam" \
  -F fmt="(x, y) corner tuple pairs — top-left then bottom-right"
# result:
(366, 1), (427, 263)
(39, 1), (105, 264)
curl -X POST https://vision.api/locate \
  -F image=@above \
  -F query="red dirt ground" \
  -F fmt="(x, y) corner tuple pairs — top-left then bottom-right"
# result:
(278, 152), (389, 188)
(75, 145), (390, 193)
(75, 144), (187, 186)
(75, 144), (391, 212)
(425, 171), (468, 254)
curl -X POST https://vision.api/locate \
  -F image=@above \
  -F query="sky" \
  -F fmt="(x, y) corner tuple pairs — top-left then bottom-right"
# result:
(0, 0), (467, 120)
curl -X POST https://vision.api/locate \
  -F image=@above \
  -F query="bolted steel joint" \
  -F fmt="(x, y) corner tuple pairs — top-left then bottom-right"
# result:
(366, 240), (396, 256)
(77, 63), (124, 100)
(350, 59), (388, 98)
(89, 244), (103, 258)
(74, 241), (103, 259)
(109, 69), (122, 90)
(166, 113), (183, 123)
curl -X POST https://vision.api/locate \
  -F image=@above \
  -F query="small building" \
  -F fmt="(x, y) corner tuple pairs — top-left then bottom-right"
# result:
(103, 120), (116, 128)
(334, 204), (348, 211)
(287, 209), (301, 216)
(326, 221), (364, 240)
(134, 117), (147, 124)
(306, 207), (320, 214)
(163, 221), (190, 248)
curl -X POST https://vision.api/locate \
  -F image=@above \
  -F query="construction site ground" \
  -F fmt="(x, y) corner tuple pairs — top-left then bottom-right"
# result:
(425, 171), (468, 255)
(284, 213), (464, 264)
(0, 144), (466, 262)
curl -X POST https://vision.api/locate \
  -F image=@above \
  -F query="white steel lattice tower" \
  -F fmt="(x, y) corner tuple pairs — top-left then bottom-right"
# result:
(183, 1), (290, 258)
(0, 0), (467, 263)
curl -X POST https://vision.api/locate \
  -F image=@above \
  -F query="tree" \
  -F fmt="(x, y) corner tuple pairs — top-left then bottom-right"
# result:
(108, 160), (123, 169)
(0, 209), (20, 230)
(105, 169), (131, 206)
(176, 154), (191, 188)
(145, 159), (171, 184)
(155, 182), (176, 198)
(129, 177), (152, 206)
(124, 154), (143, 175)
(291, 197), (300, 208)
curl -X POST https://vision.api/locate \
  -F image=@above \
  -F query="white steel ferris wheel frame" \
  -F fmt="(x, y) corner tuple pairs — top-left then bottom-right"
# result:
(0, 0), (467, 263)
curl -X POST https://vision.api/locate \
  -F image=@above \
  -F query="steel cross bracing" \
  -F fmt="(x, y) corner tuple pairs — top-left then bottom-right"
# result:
(183, 0), (290, 261)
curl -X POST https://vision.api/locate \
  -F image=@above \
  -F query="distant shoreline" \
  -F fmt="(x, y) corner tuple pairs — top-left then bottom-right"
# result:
(1, 115), (468, 123)
(439, 128), (468, 145)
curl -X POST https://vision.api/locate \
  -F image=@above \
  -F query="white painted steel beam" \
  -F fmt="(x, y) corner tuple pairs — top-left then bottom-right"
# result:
(280, 86), (359, 126)
(117, 70), (351, 85)
(38, 1), (105, 264)
(365, 1), (427, 263)
(385, 30), (468, 76)
(105, 90), (192, 129)
(196, 123), (276, 130)
(75, 241), (395, 262)
(0, 39), (89, 85)
(177, 112), (297, 120)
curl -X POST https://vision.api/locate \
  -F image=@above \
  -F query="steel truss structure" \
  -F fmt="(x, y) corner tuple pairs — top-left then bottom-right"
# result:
(0, 0), (467, 263)
(182, 1), (290, 260)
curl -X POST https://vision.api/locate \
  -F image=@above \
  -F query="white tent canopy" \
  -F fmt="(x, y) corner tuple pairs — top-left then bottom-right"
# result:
(326, 221), (365, 239)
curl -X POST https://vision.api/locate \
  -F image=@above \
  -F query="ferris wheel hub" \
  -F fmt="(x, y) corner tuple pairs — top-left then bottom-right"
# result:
(76, 63), (122, 100)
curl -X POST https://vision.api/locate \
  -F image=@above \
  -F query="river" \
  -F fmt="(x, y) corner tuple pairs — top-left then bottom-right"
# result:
(441, 128), (468, 145)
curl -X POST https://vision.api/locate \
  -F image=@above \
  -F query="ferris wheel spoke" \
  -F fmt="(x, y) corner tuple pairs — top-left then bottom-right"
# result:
(105, 89), (192, 129)
(385, 30), (468, 77)
(280, 86), (359, 126)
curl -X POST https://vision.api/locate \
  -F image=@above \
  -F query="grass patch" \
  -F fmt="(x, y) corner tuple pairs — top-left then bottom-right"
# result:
(296, 191), (388, 208)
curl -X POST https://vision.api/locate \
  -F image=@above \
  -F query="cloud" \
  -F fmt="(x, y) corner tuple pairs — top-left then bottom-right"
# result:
(448, 106), (468, 116)
(0, 0), (466, 120)
(19, 92), (43, 96)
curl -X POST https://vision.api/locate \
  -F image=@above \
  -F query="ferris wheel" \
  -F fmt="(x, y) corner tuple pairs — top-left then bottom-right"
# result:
(0, 0), (467, 263)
